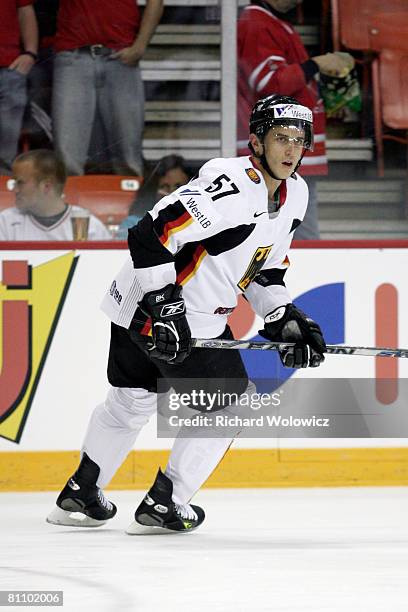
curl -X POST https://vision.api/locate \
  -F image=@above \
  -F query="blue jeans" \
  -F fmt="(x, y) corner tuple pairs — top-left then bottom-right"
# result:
(0, 68), (27, 174)
(52, 50), (144, 175)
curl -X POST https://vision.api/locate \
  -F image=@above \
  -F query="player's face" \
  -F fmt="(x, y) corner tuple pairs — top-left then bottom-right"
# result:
(12, 160), (44, 213)
(262, 126), (305, 179)
(158, 167), (189, 196)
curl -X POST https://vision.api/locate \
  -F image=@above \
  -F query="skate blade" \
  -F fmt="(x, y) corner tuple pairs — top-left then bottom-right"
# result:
(126, 520), (181, 535)
(126, 519), (199, 535)
(46, 506), (107, 528)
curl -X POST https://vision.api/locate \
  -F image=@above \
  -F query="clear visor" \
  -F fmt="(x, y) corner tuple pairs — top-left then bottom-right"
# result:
(257, 119), (314, 151)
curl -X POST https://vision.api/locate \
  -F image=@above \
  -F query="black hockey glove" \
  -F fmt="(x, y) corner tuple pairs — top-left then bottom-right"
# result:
(139, 284), (192, 364)
(259, 304), (326, 368)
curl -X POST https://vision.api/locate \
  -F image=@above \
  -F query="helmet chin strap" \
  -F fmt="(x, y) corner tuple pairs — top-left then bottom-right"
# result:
(258, 149), (283, 181)
(291, 153), (305, 177)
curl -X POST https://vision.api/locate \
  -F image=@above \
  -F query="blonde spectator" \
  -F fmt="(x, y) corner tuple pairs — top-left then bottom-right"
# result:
(0, 149), (111, 240)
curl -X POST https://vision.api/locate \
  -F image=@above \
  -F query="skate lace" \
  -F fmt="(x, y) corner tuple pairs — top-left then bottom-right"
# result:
(174, 503), (198, 521)
(97, 488), (113, 511)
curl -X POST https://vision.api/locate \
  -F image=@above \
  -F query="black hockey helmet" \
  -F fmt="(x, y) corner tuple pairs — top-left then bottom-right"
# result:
(249, 94), (314, 151)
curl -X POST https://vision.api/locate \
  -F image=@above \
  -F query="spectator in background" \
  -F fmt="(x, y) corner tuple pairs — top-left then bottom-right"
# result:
(238, 0), (350, 239)
(0, 0), (38, 174)
(52, 0), (163, 176)
(0, 149), (111, 240)
(116, 154), (192, 239)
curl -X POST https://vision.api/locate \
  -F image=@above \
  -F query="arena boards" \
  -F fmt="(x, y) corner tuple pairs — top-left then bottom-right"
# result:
(1, 241), (408, 490)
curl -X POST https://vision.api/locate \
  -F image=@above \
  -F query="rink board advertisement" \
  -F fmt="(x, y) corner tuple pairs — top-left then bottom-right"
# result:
(1, 242), (408, 489)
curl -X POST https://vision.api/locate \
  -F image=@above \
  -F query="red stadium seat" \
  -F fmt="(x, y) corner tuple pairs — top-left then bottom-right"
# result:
(331, 0), (407, 52)
(64, 175), (142, 227)
(368, 13), (408, 177)
(0, 176), (15, 211)
(330, 0), (408, 138)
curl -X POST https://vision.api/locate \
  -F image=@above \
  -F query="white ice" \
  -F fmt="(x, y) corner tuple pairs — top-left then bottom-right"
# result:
(1, 487), (408, 612)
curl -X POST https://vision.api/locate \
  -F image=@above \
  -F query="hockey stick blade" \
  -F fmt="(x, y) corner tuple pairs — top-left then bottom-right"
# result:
(192, 339), (408, 358)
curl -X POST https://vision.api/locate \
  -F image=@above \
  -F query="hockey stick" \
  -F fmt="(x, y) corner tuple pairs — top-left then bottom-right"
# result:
(192, 338), (408, 359)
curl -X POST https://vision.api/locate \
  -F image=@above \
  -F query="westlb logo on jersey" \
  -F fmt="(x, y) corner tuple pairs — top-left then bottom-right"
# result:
(0, 253), (77, 443)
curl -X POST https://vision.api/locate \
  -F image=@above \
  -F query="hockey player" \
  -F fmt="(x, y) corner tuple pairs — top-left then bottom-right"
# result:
(47, 94), (327, 534)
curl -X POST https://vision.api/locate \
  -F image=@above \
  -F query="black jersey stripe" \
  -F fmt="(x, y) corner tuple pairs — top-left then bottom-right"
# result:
(202, 223), (256, 255)
(128, 213), (174, 268)
(175, 242), (201, 277)
(290, 218), (302, 233)
(254, 267), (287, 287)
(175, 223), (255, 273)
(174, 224), (255, 286)
(152, 201), (188, 238)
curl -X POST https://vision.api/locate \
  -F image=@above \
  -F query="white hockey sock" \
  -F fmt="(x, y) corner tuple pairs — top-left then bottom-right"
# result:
(82, 386), (157, 488)
(164, 381), (257, 505)
(165, 435), (235, 505)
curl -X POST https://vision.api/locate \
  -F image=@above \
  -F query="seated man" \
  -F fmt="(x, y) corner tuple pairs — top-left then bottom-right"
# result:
(0, 149), (112, 240)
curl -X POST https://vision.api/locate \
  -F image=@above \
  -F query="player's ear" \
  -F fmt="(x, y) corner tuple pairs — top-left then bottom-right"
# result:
(249, 133), (262, 156)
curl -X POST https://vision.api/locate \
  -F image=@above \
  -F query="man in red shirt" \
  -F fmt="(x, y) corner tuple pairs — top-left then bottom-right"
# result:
(52, 0), (163, 176)
(238, 0), (348, 239)
(0, 0), (38, 174)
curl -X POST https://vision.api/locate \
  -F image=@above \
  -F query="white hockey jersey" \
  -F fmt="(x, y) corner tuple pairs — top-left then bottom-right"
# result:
(0, 206), (112, 241)
(101, 155), (308, 338)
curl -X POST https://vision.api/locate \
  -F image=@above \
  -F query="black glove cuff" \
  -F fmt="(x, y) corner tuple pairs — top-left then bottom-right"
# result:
(261, 304), (327, 354)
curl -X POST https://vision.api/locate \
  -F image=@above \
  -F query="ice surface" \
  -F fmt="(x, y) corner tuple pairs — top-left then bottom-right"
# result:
(1, 487), (408, 612)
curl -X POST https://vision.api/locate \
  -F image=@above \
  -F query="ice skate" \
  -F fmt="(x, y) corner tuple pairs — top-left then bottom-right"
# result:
(126, 469), (205, 535)
(47, 453), (117, 528)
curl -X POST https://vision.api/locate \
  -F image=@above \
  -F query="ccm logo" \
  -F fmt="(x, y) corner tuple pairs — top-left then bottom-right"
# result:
(109, 280), (122, 305)
(160, 301), (185, 317)
(214, 306), (235, 315)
